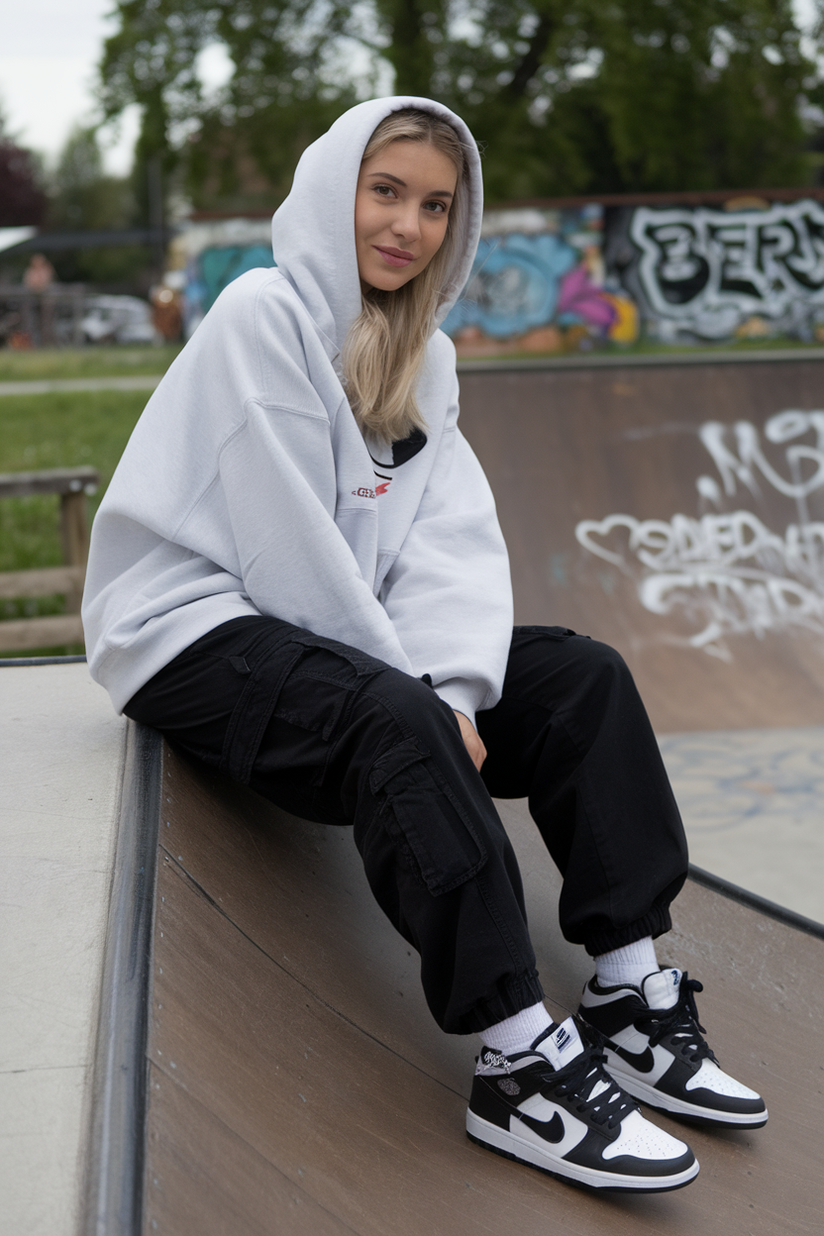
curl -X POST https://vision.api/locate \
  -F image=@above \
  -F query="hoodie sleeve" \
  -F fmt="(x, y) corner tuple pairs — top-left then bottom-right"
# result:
(378, 373), (514, 727)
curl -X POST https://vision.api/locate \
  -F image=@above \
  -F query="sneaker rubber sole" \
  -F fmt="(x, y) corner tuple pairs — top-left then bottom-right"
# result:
(466, 1108), (701, 1193)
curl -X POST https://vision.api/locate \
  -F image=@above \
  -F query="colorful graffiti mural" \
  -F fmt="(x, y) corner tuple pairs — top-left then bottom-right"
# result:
(184, 243), (275, 335)
(442, 205), (638, 355)
(177, 194), (824, 350)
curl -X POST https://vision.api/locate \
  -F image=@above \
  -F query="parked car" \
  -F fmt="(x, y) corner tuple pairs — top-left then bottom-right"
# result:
(81, 295), (159, 344)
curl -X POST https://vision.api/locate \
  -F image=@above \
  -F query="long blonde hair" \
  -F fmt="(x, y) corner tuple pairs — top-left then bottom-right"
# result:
(343, 109), (469, 443)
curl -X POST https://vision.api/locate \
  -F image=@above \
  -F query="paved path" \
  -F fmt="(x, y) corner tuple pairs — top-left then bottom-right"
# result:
(0, 375), (163, 396)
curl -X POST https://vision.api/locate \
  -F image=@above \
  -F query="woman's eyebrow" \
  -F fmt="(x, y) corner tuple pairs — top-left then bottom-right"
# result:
(367, 171), (453, 198)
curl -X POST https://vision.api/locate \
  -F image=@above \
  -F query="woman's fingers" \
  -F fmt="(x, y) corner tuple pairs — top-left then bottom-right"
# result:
(452, 710), (487, 772)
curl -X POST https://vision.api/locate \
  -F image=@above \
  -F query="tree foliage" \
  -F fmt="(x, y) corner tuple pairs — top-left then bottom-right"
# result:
(45, 127), (147, 286)
(98, 0), (824, 209)
(48, 127), (133, 232)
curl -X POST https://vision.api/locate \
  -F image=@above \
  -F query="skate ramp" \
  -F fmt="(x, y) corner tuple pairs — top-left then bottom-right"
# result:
(128, 737), (823, 1236)
(458, 354), (824, 733)
(84, 356), (824, 1234)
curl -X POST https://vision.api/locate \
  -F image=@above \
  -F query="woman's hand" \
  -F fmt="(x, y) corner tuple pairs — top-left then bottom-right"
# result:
(452, 710), (487, 772)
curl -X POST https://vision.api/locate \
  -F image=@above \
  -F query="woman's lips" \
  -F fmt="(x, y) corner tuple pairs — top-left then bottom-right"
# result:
(375, 246), (415, 267)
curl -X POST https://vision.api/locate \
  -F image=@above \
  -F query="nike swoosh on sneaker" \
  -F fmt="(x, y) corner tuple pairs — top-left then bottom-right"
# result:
(612, 1044), (656, 1073)
(517, 1111), (565, 1143)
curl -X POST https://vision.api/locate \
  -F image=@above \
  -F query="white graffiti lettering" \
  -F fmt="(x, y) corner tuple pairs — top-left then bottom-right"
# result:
(575, 411), (824, 656)
(631, 201), (824, 335)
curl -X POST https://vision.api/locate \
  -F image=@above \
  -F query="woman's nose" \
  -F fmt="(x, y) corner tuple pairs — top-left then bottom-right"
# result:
(391, 204), (421, 241)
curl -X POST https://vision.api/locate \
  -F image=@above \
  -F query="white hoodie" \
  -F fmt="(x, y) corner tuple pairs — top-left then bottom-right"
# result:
(81, 96), (514, 724)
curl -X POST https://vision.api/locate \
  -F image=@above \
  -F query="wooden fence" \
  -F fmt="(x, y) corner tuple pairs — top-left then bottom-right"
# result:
(0, 467), (99, 653)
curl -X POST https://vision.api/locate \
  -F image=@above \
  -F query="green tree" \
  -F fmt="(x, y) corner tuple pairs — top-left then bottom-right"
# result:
(186, 0), (359, 209)
(48, 127), (132, 231)
(98, 0), (824, 208)
(46, 126), (146, 287)
(99, 0), (211, 222)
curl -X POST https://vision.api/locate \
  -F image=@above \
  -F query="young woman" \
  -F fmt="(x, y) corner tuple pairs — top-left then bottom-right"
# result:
(82, 97), (766, 1193)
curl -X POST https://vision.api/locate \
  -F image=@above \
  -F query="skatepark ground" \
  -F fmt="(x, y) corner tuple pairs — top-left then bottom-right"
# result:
(3, 351), (824, 1235)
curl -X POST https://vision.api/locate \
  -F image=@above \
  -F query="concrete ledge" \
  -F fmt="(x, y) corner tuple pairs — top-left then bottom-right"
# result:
(0, 664), (127, 1236)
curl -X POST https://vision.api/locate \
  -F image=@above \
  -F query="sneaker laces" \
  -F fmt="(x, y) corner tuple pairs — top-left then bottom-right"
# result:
(543, 1033), (638, 1131)
(637, 973), (717, 1065)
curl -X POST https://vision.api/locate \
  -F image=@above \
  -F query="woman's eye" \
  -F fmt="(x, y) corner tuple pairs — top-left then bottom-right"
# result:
(375, 184), (395, 197)
(425, 201), (447, 213)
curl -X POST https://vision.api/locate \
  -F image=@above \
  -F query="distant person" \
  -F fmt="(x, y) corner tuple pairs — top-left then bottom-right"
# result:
(22, 253), (56, 290)
(82, 97), (767, 1194)
(150, 284), (182, 342)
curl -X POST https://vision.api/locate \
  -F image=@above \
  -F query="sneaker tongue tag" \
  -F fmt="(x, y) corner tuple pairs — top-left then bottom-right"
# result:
(541, 1017), (585, 1070)
(642, 968), (681, 1010)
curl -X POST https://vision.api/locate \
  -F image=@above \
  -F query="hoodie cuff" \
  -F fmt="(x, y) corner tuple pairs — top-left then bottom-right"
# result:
(433, 678), (486, 730)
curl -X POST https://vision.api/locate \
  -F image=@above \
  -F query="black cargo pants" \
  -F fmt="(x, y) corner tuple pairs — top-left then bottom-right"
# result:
(125, 616), (688, 1035)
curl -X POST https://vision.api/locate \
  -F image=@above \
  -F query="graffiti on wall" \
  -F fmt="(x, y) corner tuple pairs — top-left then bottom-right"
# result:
(442, 205), (639, 355)
(626, 200), (824, 343)
(176, 195), (824, 348)
(575, 409), (824, 658)
(184, 243), (275, 333)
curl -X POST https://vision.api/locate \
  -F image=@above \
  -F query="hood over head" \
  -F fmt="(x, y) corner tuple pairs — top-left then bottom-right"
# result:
(271, 96), (483, 355)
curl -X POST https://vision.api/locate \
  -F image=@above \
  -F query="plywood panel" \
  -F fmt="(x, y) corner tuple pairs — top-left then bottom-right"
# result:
(458, 359), (824, 732)
(142, 747), (824, 1235)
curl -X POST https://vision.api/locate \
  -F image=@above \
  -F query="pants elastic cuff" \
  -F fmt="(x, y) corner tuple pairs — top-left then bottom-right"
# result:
(457, 971), (546, 1036)
(584, 903), (674, 958)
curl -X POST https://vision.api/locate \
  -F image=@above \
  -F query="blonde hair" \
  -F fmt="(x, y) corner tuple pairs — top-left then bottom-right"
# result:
(343, 109), (469, 443)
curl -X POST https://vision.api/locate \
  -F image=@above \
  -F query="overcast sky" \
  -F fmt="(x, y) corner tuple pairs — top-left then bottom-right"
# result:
(0, 0), (819, 177)
(0, 0), (231, 175)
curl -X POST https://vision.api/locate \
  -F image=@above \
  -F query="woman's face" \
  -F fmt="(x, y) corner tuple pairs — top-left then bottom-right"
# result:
(354, 139), (458, 292)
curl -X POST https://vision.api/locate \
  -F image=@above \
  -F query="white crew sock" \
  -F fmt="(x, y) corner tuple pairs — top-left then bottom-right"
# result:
(595, 936), (659, 990)
(480, 1001), (554, 1056)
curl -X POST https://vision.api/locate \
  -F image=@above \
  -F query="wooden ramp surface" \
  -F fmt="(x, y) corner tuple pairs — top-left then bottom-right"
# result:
(138, 359), (824, 1234)
(143, 744), (823, 1236)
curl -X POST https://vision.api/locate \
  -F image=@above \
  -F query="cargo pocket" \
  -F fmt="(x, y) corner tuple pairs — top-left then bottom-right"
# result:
(369, 739), (488, 895)
(220, 638), (306, 785)
(289, 629), (387, 678)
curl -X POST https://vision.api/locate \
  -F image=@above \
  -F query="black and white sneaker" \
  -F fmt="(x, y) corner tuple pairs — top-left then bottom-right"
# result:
(466, 1016), (698, 1192)
(579, 968), (768, 1128)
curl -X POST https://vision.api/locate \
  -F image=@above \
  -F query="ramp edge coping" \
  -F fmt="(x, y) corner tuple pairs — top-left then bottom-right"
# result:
(82, 720), (161, 1236)
(456, 347), (824, 374)
(687, 863), (824, 940)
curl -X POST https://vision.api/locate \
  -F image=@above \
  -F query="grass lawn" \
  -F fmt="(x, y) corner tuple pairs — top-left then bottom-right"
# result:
(2, 332), (823, 658)
(0, 343), (182, 382)
(0, 388), (150, 656)
(2, 335), (823, 385)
